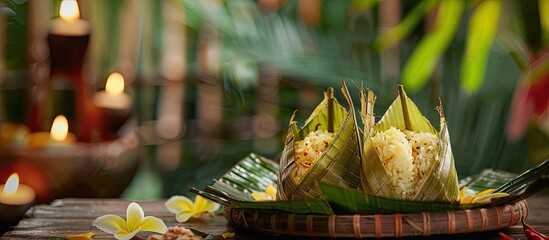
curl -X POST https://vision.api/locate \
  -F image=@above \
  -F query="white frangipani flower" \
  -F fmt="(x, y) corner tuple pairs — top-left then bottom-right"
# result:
(92, 202), (167, 240)
(165, 195), (220, 223)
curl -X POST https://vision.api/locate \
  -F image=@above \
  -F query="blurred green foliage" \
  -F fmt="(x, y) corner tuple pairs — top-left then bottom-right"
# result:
(1, 0), (28, 70)
(175, 0), (545, 177)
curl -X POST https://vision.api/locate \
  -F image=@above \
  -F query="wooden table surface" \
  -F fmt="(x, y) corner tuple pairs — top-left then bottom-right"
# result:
(1, 196), (548, 240)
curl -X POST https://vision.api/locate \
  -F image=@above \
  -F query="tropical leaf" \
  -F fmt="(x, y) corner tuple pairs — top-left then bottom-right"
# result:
(190, 188), (333, 215)
(459, 169), (517, 192)
(494, 159), (549, 194)
(541, 0), (549, 43)
(191, 153), (333, 215)
(402, 0), (464, 92)
(318, 183), (473, 214)
(461, 0), (502, 93)
(350, 0), (381, 10)
(374, 0), (439, 50)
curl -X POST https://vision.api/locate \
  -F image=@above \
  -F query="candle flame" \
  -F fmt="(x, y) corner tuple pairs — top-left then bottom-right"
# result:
(3, 173), (19, 195)
(105, 72), (125, 95)
(50, 115), (69, 141)
(59, 0), (80, 21)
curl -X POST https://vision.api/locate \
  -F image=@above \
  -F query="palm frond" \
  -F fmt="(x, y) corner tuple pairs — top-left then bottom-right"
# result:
(191, 153), (333, 215)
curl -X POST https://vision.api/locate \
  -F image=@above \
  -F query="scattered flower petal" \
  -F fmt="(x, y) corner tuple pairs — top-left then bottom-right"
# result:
(222, 232), (235, 238)
(165, 195), (220, 223)
(459, 187), (509, 204)
(65, 231), (94, 240)
(252, 184), (277, 201)
(92, 202), (167, 240)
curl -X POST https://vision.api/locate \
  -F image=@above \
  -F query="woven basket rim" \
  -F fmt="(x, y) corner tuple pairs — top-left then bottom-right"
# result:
(224, 200), (529, 238)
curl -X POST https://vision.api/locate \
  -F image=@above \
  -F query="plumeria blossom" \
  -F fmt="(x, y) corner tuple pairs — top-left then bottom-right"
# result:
(165, 195), (220, 223)
(459, 187), (509, 204)
(251, 184), (277, 201)
(92, 202), (167, 240)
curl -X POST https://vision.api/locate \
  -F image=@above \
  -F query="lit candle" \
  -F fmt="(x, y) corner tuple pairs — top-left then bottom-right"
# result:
(93, 73), (133, 110)
(50, 0), (90, 36)
(0, 173), (35, 205)
(24, 115), (77, 147)
(0, 173), (35, 222)
(93, 73), (133, 139)
(47, 0), (92, 142)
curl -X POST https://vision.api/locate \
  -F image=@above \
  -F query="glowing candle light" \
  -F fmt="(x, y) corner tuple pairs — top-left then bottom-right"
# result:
(94, 73), (132, 110)
(51, 115), (69, 141)
(24, 115), (77, 147)
(93, 73), (133, 140)
(0, 173), (35, 205)
(59, 0), (80, 20)
(3, 173), (19, 195)
(50, 0), (90, 36)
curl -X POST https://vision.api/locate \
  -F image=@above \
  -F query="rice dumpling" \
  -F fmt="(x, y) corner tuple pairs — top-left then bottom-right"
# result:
(277, 82), (362, 200)
(361, 85), (460, 202)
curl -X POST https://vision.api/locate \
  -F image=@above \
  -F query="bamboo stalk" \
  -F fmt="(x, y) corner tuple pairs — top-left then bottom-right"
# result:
(398, 85), (412, 131)
(327, 87), (334, 132)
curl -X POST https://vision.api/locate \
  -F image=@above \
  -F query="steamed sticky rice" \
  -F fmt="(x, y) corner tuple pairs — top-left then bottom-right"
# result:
(292, 129), (335, 182)
(371, 126), (439, 199)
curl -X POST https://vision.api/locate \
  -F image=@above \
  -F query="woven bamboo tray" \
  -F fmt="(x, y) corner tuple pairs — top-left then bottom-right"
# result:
(224, 200), (528, 238)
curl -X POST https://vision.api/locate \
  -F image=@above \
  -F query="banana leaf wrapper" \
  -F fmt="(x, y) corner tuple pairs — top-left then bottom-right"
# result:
(277, 83), (362, 200)
(361, 87), (460, 202)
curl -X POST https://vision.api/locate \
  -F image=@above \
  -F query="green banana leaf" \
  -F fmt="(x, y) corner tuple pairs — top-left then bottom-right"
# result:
(191, 154), (548, 215)
(320, 160), (549, 214)
(191, 153), (333, 215)
(277, 82), (362, 200)
(318, 183), (474, 214)
(361, 86), (460, 202)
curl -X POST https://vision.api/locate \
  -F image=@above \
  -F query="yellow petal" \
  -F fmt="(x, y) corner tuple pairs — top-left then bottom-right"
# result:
(176, 212), (194, 223)
(476, 188), (496, 197)
(92, 214), (126, 235)
(459, 187), (466, 200)
(460, 196), (475, 204)
(165, 196), (194, 215)
(126, 202), (145, 232)
(194, 195), (219, 213)
(114, 228), (140, 240)
(192, 212), (205, 219)
(251, 192), (267, 201)
(222, 232), (235, 238)
(138, 216), (168, 234)
(65, 231), (94, 240)
(265, 184), (277, 199)
(473, 192), (509, 204)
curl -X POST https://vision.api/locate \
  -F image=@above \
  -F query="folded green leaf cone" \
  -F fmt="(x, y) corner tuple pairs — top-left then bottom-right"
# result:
(361, 87), (460, 202)
(277, 85), (362, 200)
